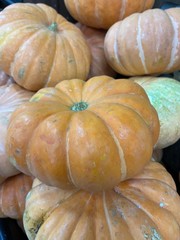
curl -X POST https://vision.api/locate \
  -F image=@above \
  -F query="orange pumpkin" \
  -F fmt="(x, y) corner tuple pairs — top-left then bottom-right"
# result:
(64, 0), (155, 29)
(0, 173), (33, 219)
(0, 3), (91, 91)
(104, 8), (180, 76)
(0, 80), (34, 183)
(76, 23), (116, 78)
(23, 161), (180, 240)
(6, 76), (159, 192)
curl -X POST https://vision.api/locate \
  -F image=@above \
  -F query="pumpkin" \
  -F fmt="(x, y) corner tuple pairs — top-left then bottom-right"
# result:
(132, 76), (180, 149)
(0, 3), (91, 91)
(104, 8), (180, 76)
(0, 69), (14, 86)
(76, 23), (116, 78)
(6, 76), (159, 192)
(64, 0), (155, 30)
(23, 161), (180, 240)
(0, 81), (34, 183)
(0, 173), (33, 220)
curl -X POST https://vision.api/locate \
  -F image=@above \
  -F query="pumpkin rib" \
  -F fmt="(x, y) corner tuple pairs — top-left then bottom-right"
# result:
(65, 114), (79, 189)
(44, 34), (57, 87)
(116, 187), (176, 239)
(102, 191), (117, 239)
(86, 107), (130, 180)
(164, 12), (179, 72)
(137, 14), (148, 74)
(89, 101), (153, 138)
(119, 183), (180, 238)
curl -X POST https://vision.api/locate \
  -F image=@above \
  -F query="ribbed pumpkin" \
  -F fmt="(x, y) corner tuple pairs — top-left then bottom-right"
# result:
(104, 8), (180, 76)
(132, 76), (180, 149)
(6, 76), (159, 192)
(23, 161), (180, 240)
(64, 0), (155, 30)
(0, 3), (91, 91)
(0, 80), (34, 183)
(0, 173), (33, 219)
(76, 23), (116, 78)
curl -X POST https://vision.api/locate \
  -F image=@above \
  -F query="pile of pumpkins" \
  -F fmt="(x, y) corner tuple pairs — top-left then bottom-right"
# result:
(0, 1), (180, 239)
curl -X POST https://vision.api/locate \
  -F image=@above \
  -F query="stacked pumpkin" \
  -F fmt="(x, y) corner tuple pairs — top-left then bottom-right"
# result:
(0, 1), (179, 239)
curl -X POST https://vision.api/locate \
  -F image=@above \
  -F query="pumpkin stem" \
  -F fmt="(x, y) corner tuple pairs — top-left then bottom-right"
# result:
(48, 22), (58, 32)
(71, 102), (88, 112)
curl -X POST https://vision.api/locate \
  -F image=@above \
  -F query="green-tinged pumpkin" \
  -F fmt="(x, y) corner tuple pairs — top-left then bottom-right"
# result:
(23, 161), (180, 240)
(104, 8), (180, 76)
(64, 0), (155, 29)
(0, 173), (33, 219)
(0, 79), (34, 183)
(132, 76), (180, 149)
(6, 76), (159, 192)
(0, 3), (91, 91)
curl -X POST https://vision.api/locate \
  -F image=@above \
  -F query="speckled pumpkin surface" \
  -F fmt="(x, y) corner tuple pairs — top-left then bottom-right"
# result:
(132, 76), (180, 149)
(6, 76), (159, 192)
(23, 161), (180, 240)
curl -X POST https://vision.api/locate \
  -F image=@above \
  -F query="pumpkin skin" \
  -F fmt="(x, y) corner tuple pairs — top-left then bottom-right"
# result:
(23, 161), (180, 240)
(64, 0), (155, 30)
(76, 23), (116, 78)
(6, 76), (160, 192)
(0, 173), (33, 219)
(0, 3), (91, 91)
(132, 76), (180, 149)
(104, 8), (180, 76)
(0, 81), (34, 182)
(0, 70), (14, 86)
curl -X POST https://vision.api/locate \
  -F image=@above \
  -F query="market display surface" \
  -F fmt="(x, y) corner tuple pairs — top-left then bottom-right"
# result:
(0, 0), (179, 239)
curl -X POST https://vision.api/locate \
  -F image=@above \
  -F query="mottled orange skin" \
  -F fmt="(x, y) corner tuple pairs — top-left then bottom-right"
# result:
(23, 161), (180, 240)
(0, 3), (91, 91)
(6, 76), (160, 192)
(0, 173), (33, 219)
(65, 0), (154, 29)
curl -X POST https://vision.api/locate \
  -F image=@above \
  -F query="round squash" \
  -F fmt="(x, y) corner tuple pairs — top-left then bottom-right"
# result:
(0, 81), (34, 182)
(6, 76), (159, 192)
(0, 173), (33, 220)
(0, 3), (91, 91)
(132, 76), (180, 149)
(64, 0), (155, 30)
(76, 23), (116, 78)
(104, 8), (180, 76)
(23, 161), (180, 240)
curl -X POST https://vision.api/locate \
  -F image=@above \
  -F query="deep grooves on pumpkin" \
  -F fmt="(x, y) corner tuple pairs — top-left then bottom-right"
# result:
(87, 109), (127, 181)
(65, 116), (78, 188)
(137, 15), (148, 74)
(165, 14), (179, 71)
(44, 30), (57, 87)
(103, 191), (113, 240)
